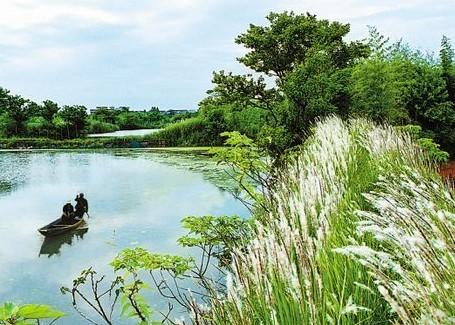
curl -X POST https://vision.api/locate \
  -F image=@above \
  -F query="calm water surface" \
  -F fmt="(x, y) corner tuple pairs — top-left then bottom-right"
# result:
(0, 149), (247, 323)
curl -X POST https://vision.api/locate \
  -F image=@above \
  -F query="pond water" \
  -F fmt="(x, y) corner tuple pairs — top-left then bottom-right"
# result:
(0, 149), (247, 324)
(87, 129), (161, 137)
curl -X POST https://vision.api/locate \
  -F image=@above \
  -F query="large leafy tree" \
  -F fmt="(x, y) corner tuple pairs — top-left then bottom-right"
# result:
(282, 51), (348, 145)
(203, 12), (368, 157)
(40, 100), (60, 123)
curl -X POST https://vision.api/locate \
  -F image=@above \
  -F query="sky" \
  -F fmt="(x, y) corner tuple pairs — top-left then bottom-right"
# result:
(1, 0), (454, 110)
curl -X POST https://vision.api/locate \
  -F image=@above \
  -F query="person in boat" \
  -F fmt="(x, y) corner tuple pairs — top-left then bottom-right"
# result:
(74, 193), (89, 218)
(62, 201), (75, 224)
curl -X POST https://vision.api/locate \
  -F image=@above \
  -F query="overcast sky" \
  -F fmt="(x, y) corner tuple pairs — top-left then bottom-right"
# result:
(1, 0), (454, 110)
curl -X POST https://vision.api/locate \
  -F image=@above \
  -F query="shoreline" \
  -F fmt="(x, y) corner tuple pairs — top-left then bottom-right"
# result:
(0, 146), (218, 155)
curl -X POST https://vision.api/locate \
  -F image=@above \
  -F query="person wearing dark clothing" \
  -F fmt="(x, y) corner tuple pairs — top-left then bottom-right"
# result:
(75, 193), (89, 218)
(62, 202), (75, 224)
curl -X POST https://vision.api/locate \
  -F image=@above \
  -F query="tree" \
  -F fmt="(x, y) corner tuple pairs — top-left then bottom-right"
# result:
(40, 100), (59, 122)
(0, 112), (16, 137)
(1, 92), (29, 135)
(199, 12), (369, 158)
(236, 11), (368, 81)
(59, 105), (88, 138)
(440, 35), (455, 103)
(116, 111), (142, 130)
(201, 71), (280, 111)
(91, 107), (118, 124)
(26, 116), (48, 137)
(52, 115), (67, 139)
(366, 26), (391, 58)
(281, 51), (350, 147)
(350, 58), (410, 124)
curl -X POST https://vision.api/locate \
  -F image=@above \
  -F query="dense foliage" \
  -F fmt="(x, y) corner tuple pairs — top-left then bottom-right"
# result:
(158, 13), (455, 158)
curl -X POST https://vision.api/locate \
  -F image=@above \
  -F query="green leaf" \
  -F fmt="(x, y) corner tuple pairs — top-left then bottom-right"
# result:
(18, 304), (65, 319)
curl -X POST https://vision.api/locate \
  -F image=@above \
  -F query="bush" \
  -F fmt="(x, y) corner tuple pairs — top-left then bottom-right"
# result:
(86, 118), (120, 134)
(148, 117), (223, 146)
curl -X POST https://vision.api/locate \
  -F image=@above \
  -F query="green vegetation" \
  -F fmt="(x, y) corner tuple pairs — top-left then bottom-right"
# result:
(147, 117), (216, 146)
(156, 13), (454, 160)
(0, 89), (194, 140)
(0, 302), (64, 324)
(88, 107), (195, 133)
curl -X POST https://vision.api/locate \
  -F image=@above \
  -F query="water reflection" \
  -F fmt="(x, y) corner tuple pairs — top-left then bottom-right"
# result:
(39, 228), (89, 257)
(0, 149), (248, 324)
(0, 153), (31, 197)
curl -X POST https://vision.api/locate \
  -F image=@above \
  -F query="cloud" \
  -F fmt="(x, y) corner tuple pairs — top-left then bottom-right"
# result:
(0, 1), (119, 30)
(274, 0), (454, 20)
(0, 0), (453, 109)
(4, 46), (76, 68)
(0, 0), (212, 47)
(0, 1), (119, 47)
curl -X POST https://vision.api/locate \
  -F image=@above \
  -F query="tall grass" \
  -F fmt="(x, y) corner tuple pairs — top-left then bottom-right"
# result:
(199, 117), (454, 324)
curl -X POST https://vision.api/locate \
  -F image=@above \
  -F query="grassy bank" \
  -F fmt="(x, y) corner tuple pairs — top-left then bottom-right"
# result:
(0, 136), (167, 150)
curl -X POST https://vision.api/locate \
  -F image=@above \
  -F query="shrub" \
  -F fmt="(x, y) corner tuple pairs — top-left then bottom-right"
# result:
(148, 117), (223, 146)
(86, 118), (120, 134)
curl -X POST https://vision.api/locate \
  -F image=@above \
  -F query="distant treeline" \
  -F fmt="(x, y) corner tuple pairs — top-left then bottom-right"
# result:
(158, 13), (455, 158)
(0, 90), (195, 139)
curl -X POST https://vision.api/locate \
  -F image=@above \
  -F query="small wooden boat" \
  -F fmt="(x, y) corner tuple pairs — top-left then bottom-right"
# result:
(38, 217), (85, 237)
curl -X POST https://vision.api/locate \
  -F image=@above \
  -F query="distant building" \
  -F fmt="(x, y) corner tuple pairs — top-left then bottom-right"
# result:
(89, 106), (195, 115)
(162, 109), (195, 115)
(89, 106), (130, 114)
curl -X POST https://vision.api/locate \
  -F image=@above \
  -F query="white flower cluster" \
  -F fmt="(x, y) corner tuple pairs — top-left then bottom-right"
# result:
(337, 167), (455, 323)
(221, 116), (356, 322)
